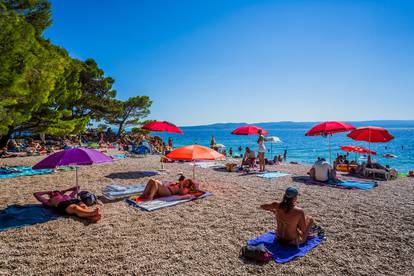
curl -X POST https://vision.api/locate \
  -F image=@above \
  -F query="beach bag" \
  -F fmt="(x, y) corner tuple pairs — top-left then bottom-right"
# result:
(240, 244), (273, 263)
(79, 191), (97, 206)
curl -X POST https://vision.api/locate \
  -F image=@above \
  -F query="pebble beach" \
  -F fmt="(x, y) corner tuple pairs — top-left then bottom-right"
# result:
(0, 151), (413, 275)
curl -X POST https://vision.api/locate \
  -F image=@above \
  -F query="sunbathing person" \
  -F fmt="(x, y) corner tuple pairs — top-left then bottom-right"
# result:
(309, 158), (336, 182)
(141, 175), (196, 200)
(260, 187), (314, 245)
(242, 147), (256, 168)
(34, 186), (101, 222)
(0, 147), (12, 158)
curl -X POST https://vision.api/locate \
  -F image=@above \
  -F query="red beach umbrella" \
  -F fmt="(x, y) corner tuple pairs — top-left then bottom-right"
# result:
(347, 126), (394, 143)
(347, 126), (394, 156)
(305, 121), (356, 136)
(340, 145), (377, 155)
(231, 125), (269, 135)
(166, 145), (224, 179)
(305, 121), (356, 163)
(141, 121), (183, 134)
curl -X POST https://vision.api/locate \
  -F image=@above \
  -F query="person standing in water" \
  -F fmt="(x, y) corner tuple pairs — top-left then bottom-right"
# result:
(257, 129), (270, 172)
(210, 134), (215, 148)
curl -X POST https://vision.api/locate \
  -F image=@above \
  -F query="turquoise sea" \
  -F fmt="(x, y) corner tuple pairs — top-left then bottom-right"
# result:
(154, 123), (414, 173)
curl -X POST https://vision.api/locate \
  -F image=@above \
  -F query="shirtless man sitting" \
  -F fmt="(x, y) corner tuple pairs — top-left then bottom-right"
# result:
(242, 147), (256, 168)
(260, 187), (314, 245)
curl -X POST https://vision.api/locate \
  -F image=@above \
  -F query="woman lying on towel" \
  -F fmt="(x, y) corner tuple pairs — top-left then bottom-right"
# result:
(34, 186), (101, 222)
(260, 187), (314, 246)
(141, 175), (197, 200)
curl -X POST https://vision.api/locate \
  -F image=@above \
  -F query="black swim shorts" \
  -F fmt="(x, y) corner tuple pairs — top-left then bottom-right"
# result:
(56, 199), (81, 214)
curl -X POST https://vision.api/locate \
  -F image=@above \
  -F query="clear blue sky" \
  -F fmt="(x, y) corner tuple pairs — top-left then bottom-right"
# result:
(46, 0), (414, 126)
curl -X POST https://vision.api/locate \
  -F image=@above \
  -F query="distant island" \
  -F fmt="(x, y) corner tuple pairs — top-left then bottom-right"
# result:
(181, 120), (414, 130)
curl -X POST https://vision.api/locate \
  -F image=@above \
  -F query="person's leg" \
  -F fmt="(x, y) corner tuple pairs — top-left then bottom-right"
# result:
(297, 215), (314, 244)
(142, 179), (157, 198)
(65, 204), (100, 219)
(309, 168), (315, 179)
(146, 179), (164, 200)
(262, 153), (266, 171)
(259, 153), (264, 171)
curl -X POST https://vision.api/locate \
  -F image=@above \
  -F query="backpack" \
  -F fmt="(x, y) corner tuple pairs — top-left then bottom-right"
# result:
(240, 244), (273, 263)
(79, 191), (97, 206)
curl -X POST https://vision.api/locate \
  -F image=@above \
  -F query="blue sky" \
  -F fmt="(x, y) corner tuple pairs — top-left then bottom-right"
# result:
(46, 0), (414, 126)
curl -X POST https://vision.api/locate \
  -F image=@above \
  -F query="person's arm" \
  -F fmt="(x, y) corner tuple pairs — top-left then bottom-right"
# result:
(260, 202), (278, 211)
(33, 191), (51, 206)
(297, 209), (307, 236)
(61, 186), (79, 197)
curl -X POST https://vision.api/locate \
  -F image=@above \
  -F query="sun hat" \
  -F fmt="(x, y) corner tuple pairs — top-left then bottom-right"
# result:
(284, 187), (299, 198)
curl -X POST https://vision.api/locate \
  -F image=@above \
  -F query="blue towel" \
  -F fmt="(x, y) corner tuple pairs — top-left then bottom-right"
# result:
(111, 154), (127, 159)
(257, 172), (291, 179)
(0, 166), (54, 179)
(0, 204), (61, 232)
(247, 231), (323, 263)
(336, 179), (377, 190)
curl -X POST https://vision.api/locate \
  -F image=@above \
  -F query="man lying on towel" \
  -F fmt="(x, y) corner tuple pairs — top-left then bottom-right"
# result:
(34, 186), (101, 222)
(260, 187), (314, 245)
(141, 175), (197, 200)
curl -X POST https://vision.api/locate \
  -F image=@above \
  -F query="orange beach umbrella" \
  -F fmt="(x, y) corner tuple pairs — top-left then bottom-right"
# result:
(166, 145), (224, 179)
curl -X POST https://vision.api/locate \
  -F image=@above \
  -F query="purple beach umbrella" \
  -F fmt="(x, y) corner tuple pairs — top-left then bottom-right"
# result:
(33, 148), (113, 194)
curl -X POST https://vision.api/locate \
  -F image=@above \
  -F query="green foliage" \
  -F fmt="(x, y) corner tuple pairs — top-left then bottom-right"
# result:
(0, 0), (152, 146)
(71, 58), (117, 121)
(2, 0), (52, 36)
(0, 7), (57, 135)
(97, 123), (109, 132)
(131, 127), (149, 135)
(105, 96), (152, 135)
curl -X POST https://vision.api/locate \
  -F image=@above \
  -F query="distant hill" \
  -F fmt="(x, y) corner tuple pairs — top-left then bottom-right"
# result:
(181, 120), (414, 130)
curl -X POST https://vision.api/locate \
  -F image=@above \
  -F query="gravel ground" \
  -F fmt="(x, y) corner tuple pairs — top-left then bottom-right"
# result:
(0, 152), (413, 275)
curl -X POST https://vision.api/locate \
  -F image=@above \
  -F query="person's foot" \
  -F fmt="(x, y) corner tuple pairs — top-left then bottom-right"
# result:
(89, 213), (102, 223)
(91, 207), (101, 217)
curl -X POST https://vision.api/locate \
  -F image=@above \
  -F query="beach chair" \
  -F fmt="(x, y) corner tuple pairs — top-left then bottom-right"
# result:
(363, 167), (391, 180)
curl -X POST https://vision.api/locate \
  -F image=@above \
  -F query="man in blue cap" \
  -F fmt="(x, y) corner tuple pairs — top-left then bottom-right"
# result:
(260, 187), (314, 245)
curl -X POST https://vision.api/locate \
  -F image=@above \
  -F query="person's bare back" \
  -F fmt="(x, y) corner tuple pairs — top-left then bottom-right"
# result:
(261, 187), (313, 245)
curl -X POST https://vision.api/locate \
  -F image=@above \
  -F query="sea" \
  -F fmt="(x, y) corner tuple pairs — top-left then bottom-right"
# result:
(152, 121), (414, 173)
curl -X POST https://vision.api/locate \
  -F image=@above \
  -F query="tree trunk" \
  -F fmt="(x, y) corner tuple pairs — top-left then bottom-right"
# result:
(0, 127), (14, 148)
(117, 123), (124, 137)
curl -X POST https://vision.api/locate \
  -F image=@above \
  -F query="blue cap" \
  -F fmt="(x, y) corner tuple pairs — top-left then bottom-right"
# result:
(285, 187), (299, 198)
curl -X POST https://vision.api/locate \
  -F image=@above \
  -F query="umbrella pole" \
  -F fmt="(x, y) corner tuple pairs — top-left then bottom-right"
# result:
(75, 166), (79, 198)
(329, 134), (332, 164)
(193, 161), (195, 180)
(271, 143), (273, 160)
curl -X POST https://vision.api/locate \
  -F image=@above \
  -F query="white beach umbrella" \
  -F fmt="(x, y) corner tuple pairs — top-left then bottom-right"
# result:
(268, 136), (282, 159)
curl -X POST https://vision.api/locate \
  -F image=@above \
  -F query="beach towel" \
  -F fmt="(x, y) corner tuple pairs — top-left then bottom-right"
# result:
(135, 171), (161, 177)
(111, 154), (127, 160)
(0, 166), (54, 179)
(292, 176), (377, 190)
(0, 204), (61, 232)
(57, 165), (77, 171)
(256, 172), (291, 179)
(126, 191), (212, 211)
(102, 184), (146, 200)
(191, 161), (224, 169)
(247, 226), (325, 263)
(335, 179), (378, 190)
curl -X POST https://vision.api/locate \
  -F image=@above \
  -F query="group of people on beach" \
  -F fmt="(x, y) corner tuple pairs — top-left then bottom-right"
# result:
(33, 174), (314, 246)
(11, 127), (401, 248)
